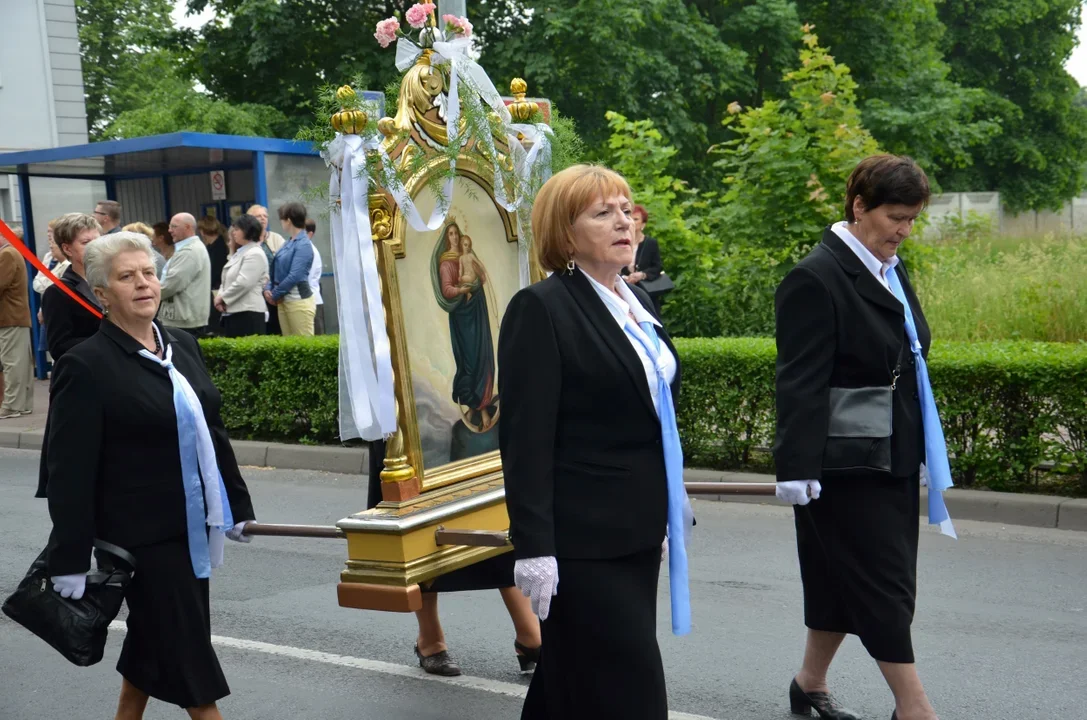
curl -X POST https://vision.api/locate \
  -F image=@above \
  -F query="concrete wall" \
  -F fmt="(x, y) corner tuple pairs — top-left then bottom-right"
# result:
(926, 191), (1087, 237)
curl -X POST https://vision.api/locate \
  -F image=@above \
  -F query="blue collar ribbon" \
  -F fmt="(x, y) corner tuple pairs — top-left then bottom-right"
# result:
(886, 268), (957, 539)
(624, 318), (693, 635)
(138, 328), (235, 577)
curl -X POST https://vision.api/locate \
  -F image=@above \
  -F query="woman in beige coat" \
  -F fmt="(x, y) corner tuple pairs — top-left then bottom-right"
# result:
(214, 215), (269, 337)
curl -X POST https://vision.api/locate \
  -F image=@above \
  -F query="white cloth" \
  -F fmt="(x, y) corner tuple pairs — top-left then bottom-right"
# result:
(227, 521), (251, 543)
(308, 246), (324, 305)
(580, 269), (677, 414)
(831, 221), (898, 291)
(33, 255), (69, 294)
(776, 479), (822, 505)
(514, 556), (559, 620)
(217, 242), (269, 314)
(50, 573), (86, 600)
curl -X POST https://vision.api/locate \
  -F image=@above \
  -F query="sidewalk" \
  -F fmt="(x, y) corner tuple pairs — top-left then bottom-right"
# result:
(6, 380), (1085, 532)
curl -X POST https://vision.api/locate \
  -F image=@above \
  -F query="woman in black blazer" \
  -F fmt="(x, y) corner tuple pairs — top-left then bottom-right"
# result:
(499, 165), (691, 719)
(774, 156), (948, 720)
(621, 204), (664, 311)
(40, 212), (103, 361)
(40, 231), (256, 718)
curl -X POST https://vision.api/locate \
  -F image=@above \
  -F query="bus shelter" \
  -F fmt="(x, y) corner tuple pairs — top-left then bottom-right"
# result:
(0, 130), (353, 379)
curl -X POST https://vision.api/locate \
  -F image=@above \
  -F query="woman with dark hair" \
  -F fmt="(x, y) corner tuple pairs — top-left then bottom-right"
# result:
(199, 216), (229, 333)
(151, 222), (174, 277)
(774, 154), (954, 720)
(214, 214), (269, 337)
(263, 202), (315, 336)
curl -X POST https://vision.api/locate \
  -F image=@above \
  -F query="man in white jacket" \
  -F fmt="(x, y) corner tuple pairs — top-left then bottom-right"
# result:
(305, 218), (325, 335)
(159, 213), (212, 337)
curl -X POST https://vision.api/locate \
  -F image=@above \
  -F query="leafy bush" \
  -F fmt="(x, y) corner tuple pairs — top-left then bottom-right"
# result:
(200, 335), (340, 444)
(676, 337), (1087, 496)
(203, 335), (1087, 495)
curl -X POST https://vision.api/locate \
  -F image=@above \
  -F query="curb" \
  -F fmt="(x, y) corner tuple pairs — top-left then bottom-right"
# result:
(0, 429), (369, 477)
(3, 430), (1080, 531)
(683, 468), (1085, 532)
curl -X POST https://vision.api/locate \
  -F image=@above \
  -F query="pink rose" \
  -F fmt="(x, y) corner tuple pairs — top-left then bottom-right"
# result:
(405, 3), (436, 29)
(374, 17), (400, 48)
(442, 14), (473, 37)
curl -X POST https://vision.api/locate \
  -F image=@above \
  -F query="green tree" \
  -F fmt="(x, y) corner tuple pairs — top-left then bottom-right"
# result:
(104, 75), (291, 139)
(708, 28), (879, 335)
(477, 0), (750, 186)
(793, 0), (998, 190)
(938, 0), (1087, 211)
(76, 0), (178, 138)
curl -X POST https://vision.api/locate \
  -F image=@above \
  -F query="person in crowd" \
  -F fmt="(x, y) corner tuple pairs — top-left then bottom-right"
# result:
(41, 212), (102, 361)
(264, 202), (315, 337)
(214, 214), (268, 337)
(93, 199), (123, 235)
(160, 213), (212, 338)
(621, 204), (664, 313)
(774, 155), (952, 720)
(499, 164), (690, 718)
(0, 225), (34, 419)
(199, 216), (229, 334)
(41, 231), (256, 720)
(33, 220), (67, 352)
(304, 218), (325, 335)
(247, 204), (284, 334)
(125, 222), (167, 277)
(151, 221), (174, 275)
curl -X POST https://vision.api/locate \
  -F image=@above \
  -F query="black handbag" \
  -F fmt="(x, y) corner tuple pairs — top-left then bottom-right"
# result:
(821, 340), (907, 474)
(2, 539), (136, 667)
(640, 272), (675, 296)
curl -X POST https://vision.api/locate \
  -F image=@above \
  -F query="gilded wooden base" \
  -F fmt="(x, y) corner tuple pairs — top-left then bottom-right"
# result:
(337, 582), (422, 612)
(336, 471), (511, 611)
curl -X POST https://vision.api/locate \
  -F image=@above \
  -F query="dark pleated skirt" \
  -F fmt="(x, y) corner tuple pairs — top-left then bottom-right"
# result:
(521, 546), (667, 720)
(115, 538), (230, 708)
(794, 472), (921, 663)
(221, 311), (266, 337)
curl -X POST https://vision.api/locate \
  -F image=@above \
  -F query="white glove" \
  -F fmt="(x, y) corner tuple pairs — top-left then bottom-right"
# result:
(919, 463), (929, 488)
(51, 573), (87, 600)
(514, 556), (559, 620)
(776, 479), (822, 506)
(226, 521), (252, 543)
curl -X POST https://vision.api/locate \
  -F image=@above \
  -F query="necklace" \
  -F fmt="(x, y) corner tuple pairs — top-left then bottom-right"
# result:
(152, 327), (163, 357)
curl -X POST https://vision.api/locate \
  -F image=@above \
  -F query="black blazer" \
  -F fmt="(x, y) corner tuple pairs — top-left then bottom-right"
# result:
(620, 235), (663, 282)
(40, 266), (101, 361)
(498, 270), (680, 561)
(40, 320), (256, 576)
(773, 227), (928, 482)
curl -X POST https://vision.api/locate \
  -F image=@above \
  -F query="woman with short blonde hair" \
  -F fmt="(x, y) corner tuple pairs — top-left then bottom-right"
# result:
(500, 164), (690, 718)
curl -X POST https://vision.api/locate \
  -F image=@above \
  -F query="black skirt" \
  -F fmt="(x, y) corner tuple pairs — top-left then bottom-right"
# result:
(221, 311), (266, 337)
(794, 472), (920, 663)
(521, 546), (667, 719)
(116, 538), (230, 708)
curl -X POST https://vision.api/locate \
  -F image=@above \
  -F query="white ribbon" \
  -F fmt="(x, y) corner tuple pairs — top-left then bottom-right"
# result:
(328, 133), (398, 440)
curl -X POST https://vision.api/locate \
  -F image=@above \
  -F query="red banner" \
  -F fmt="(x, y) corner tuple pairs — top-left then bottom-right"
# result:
(0, 218), (103, 319)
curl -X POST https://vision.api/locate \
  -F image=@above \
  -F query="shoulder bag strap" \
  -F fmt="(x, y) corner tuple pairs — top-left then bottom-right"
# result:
(93, 539), (137, 569)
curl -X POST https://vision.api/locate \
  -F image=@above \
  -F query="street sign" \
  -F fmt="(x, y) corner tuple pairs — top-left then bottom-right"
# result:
(209, 170), (227, 200)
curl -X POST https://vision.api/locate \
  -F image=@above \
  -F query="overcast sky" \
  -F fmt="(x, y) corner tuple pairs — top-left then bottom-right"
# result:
(171, 3), (1087, 87)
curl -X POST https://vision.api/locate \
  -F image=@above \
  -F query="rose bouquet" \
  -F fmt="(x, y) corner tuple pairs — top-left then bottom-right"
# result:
(374, 3), (472, 50)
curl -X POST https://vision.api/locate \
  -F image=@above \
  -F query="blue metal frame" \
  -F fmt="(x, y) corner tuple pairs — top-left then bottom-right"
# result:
(17, 174), (47, 379)
(0, 132), (318, 170)
(253, 151), (268, 207)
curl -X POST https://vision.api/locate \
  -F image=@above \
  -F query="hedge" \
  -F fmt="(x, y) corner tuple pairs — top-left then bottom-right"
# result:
(200, 336), (1087, 495)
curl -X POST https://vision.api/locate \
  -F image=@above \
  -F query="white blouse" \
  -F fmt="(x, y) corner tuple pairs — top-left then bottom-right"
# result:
(580, 269), (678, 416)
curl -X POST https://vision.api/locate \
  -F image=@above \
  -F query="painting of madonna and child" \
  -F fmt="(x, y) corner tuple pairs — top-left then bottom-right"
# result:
(396, 175), (522, 473)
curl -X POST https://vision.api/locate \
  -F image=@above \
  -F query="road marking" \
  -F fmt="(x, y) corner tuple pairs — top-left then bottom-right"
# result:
(108, 621), (718, 719)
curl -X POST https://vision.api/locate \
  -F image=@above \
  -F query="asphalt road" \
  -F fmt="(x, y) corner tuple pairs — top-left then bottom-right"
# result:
(2, 447), (1085, 720)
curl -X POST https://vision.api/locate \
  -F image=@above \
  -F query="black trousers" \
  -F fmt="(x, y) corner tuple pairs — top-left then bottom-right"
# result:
(221, 311), (266, 338)
(794, 472), (921, 663)
(521, 546), (667, 719)
(313, 304), (325, 335)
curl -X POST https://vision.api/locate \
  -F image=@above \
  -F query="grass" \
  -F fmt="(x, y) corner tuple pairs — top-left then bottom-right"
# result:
(910, 233), (1087, 343)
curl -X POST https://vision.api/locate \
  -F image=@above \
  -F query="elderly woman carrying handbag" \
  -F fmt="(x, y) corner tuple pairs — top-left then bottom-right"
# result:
(774, 155), (956, 720)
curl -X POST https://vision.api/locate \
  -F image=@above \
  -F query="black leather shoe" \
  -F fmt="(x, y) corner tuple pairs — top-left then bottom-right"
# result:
(514, 639), (541, 673)
(789, 678), (862, 719)
(414, 645), (462, 676)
